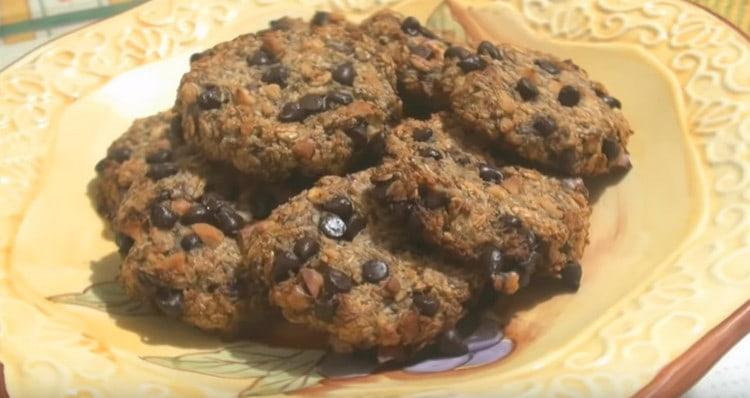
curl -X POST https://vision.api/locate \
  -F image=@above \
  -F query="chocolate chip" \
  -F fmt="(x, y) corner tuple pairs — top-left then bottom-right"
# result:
(115, 233), (134, 257)
(272, 250), (301, 282)
(362, 260), (389, 283)
(558, 85), (580, 107)
(559, 148), (578, 172)
(534, 59), (560, 75)
(422, 189), (448, 209)
(146, 163), (178, 180)
(444, 46), (471, 60)
(270, 17), (294, 30)
(412, 128), (433, 141)
(150, 202), (178, 229)
(601, 95), (622, 109)
(410, 45), (432, 59)
(532, 115), (557, 136)
(438, 329), (469, 356)
(401, 16), (421, 35)
(601, 138), (620, 159)
(344, 214), (366, 241)
(315, 296), (339, 321)
(262, 65), (288, 87)
(480, 245), (506, 276)
(154, 288), (183, 318)
(479, 164), (503, 182)
(419, 147), (442, 160)
(326, 269), (353, 293)
(345, 121), (368, 147)
(247, 49), (274, 66)
(110, 147), (132, 162)
(94, 158), (108, 173)
(332, 62), (355, 86)
(319, 214), (347, 239)
(146, 149), (172, 164)
(299, 93), (326, 113)
(278, 102), (306, 122)
(325, 91), (353, 108)
(321, 196), (353, 219)
(311, 11), (330, 26)
(293, 237), (319, 261)
(501, 214), (522, 228)
(458, 54), (487, 73)
(477, 41), (502, 60)
(561, 261), (582, 291)
(200, 193), (224, 213)
(212, 206), (244, 234)
(180, 234), (203, 251)
(413, 293), (439, 316)
(364, 131), (386, 161)
(197, 86), (225, 110)
(190, 52), (205, 63)
(516, 78), (538, 101)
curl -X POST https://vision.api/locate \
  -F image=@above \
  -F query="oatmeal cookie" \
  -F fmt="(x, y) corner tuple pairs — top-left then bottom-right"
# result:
(361, 10), (449, 110)
(372, 114), (591, 293)
(240, 171), (484, 353)
(93, 110), (185, 220)
(177, 13), (401, 181)
(116, 171), (296, 334)
(439, 41), (633, 176)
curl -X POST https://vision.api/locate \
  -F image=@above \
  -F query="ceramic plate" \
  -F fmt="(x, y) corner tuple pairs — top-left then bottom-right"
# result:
(1, 0), (749, 396)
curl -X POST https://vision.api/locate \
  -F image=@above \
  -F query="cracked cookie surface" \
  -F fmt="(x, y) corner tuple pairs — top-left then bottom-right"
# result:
(177, 13), (401, 181)
(372, 114), (591, 293)
(439, 41), (633, 176)
(240, 170), (484, 353)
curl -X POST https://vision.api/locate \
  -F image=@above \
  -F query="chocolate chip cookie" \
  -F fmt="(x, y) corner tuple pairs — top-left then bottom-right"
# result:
(371, 114), (590, 293)
(240, 171), (484, 353)
(177, 13), (401, 181)
(439, 41), (633, 176)
(361, 10), (449, 111)
(116, 170), (295, 334)
(93, 110), (185, 220)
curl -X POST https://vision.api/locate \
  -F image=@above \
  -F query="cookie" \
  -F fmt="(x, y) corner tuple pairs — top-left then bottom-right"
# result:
(361, 10), (449, 112)
(240, 171), (484, 353)
(93, 110), (184, 220)
(177, 13), (401, 181)
(439, 41), (633, 176)
(116, 170), (294, 334)
(371, 114), (591, 294)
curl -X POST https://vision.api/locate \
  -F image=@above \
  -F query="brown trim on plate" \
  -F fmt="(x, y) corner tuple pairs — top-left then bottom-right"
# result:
(638, 2), (750, 396)
(635, 300), (750, 398)
(0, 362), (9, 398)
(687, 0), (750, 41)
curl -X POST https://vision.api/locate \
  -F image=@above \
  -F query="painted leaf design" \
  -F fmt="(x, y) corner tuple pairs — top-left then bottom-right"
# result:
(426, 2), (466, 42)
(240, 358), (322, 397)
(47, 281), (157, 316)
(143, 343), (325, 381)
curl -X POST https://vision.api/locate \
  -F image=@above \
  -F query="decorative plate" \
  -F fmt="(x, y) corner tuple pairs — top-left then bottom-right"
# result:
(1, 0), (749, 396)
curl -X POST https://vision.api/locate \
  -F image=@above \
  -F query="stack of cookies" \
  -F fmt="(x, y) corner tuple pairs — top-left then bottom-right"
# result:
(93, 10), (632, 357)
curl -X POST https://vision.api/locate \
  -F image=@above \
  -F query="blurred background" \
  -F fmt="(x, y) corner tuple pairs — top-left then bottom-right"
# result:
(0, 0), (748, 68)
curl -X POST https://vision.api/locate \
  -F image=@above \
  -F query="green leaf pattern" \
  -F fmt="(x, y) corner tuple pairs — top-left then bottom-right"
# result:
(426, 2), (466, 42)
(47, 281), (157, 316)
(143, 343), (325, 396)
